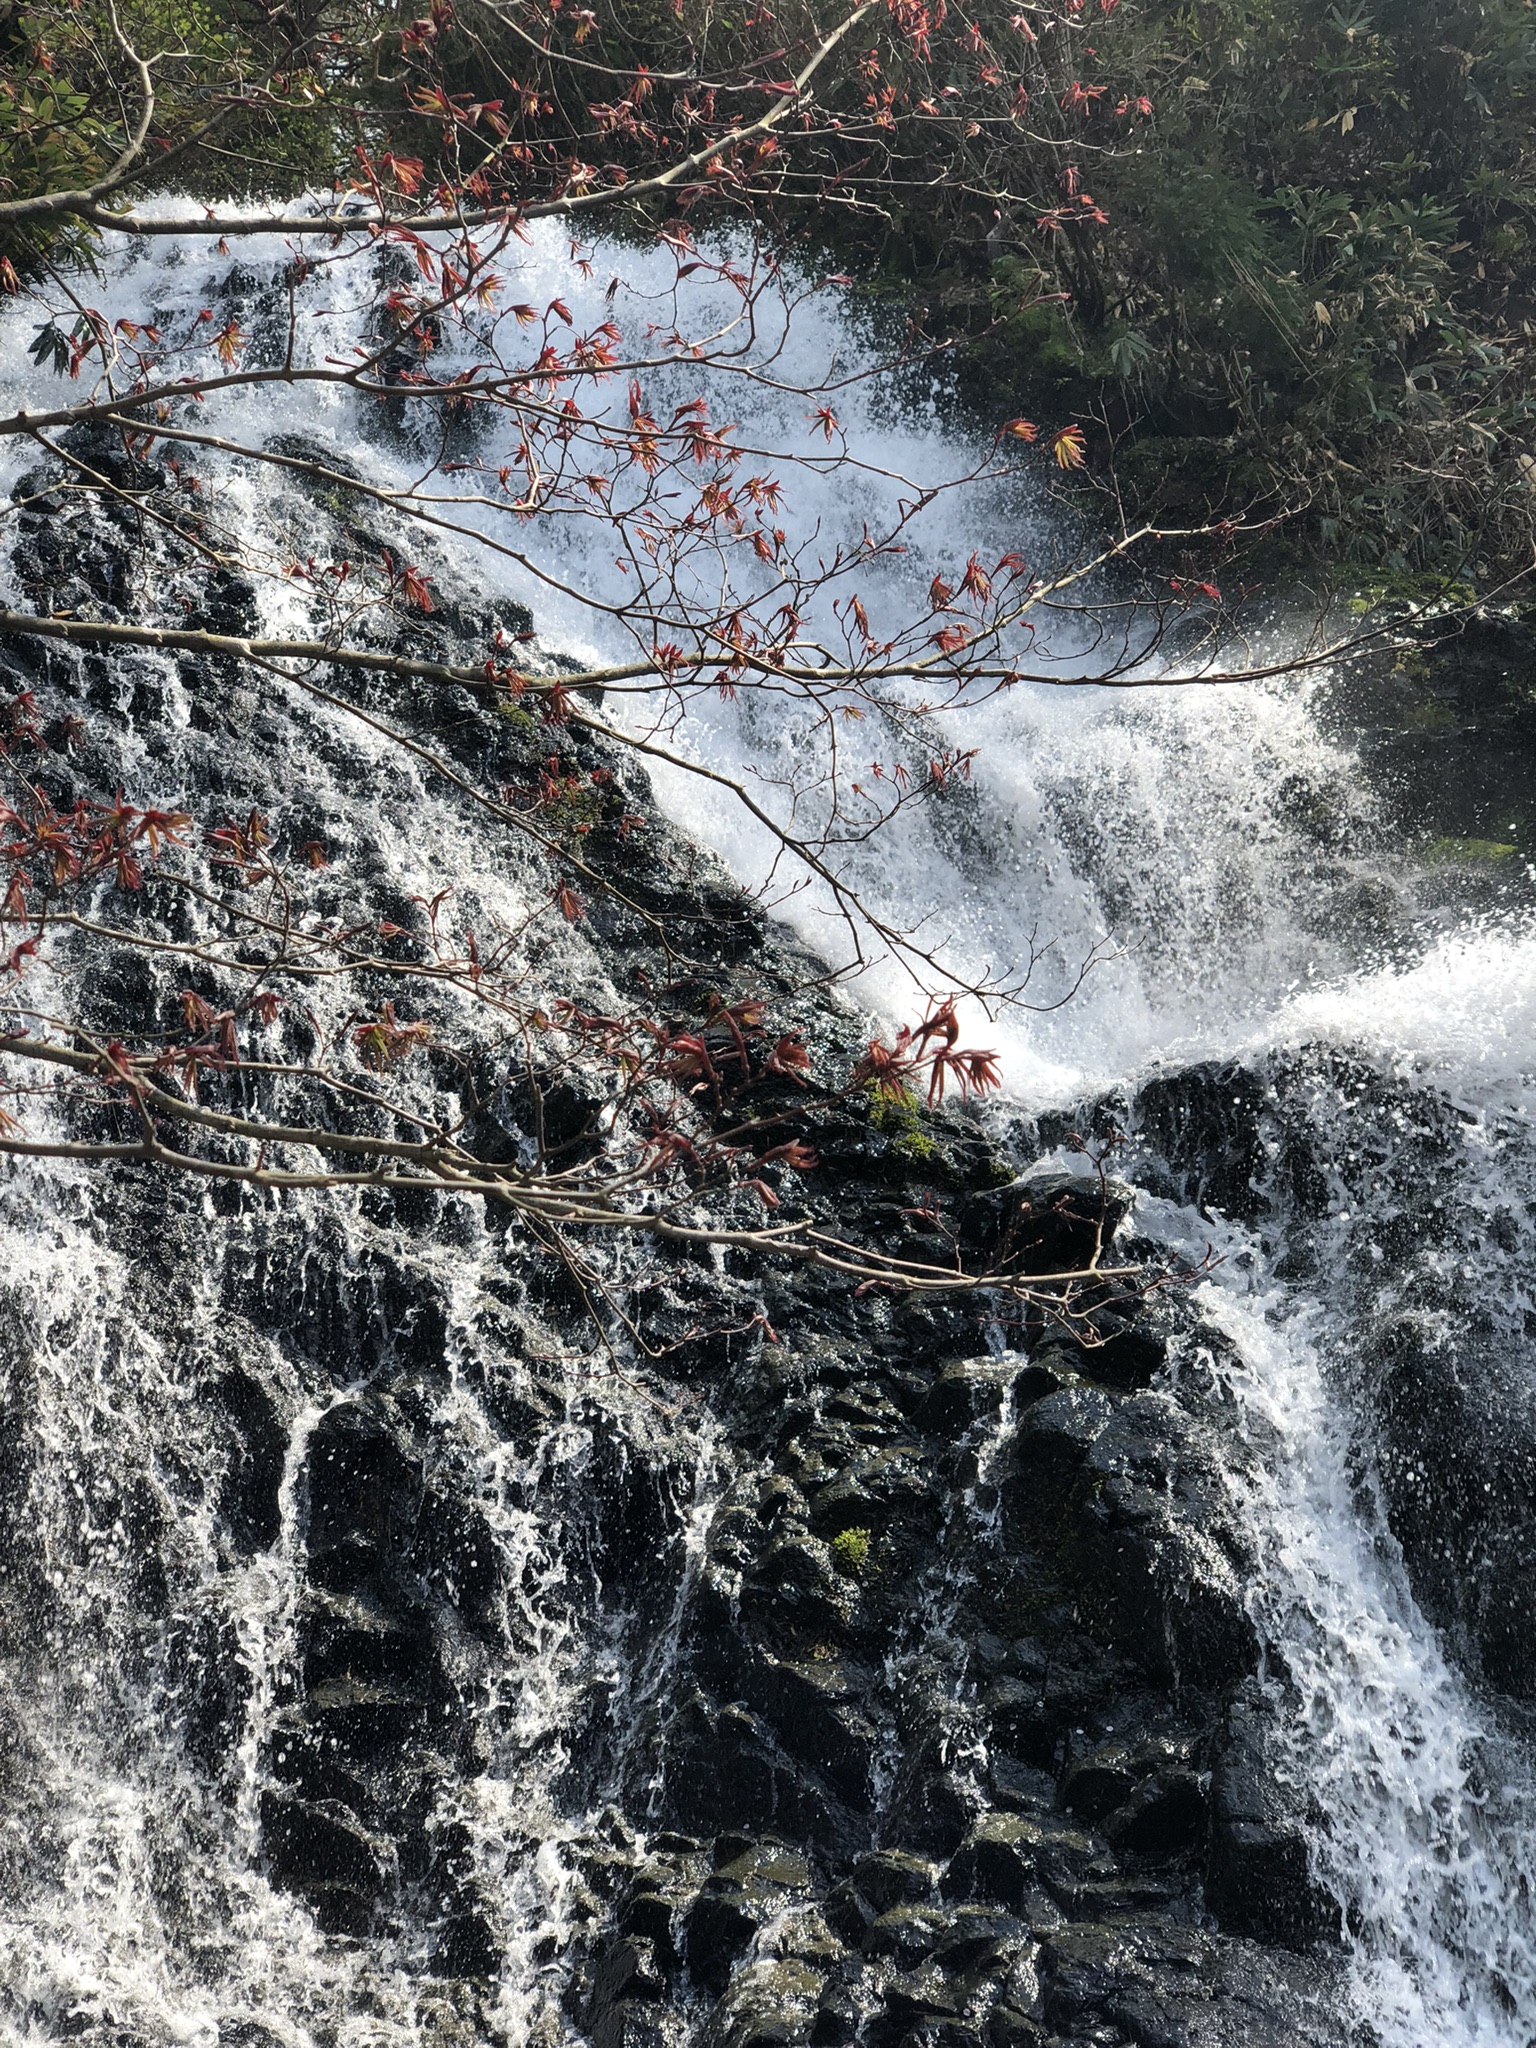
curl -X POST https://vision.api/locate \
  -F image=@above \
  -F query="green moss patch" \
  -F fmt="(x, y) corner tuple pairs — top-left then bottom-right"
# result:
(1422, 835), (1520, 865)
(830, 1526), (872, 1579)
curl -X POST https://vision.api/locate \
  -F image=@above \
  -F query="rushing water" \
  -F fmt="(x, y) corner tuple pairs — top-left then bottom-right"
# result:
(1, 212), (1535, 2047)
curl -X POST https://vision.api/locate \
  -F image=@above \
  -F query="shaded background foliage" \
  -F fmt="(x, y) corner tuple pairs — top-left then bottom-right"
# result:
(844, 0), (1536, 590)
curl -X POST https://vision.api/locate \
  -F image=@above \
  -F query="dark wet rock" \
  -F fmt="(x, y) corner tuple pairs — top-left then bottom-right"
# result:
(591, 2002), (677, 2048)
(807, 1444), (933, 1538)
(827, 1848), (942, 1943)
(737, 1651), (880, 1803)
(304, 1399), (421, 1591)
(988, 1757), (1059, 1814)
(945, 1814), (1078, 1919)
(1344, 612), (1536, 873)
(1035, 1920), (1345, 2047)
(589, 1936), (670, 2019)
(685, 1842), (814, 1992)
(1061, 1736), (1191, 1825)
(885, 1757), (976, 1858)
(862, 1903), (955, 1965)
(824, 1884), (874, 1946)
(410, 1489), (505, 1637)
(1101, 1767), (1206, 1856)
(704, 1959), (824, 2048)
(1064, 1298), (1180, 1391)
(616, 1851), (708, 1970)
(809, 1980), (864, 2047)
(1206, 1683), (1340, 1949)
(304, 1675), (431, 1755)
(1124, 1042), (1488, 1289)
(431, 1883), (504, 1979)
(665, 1694), (835, 1846)
(1130, 1064), (1271, 1224)
(982, 2008), (1050, 2046)
(1072, 1395), (1257, 1688)
(1003, 1386), (1117, 1525)
(917, 1359), (1021, 1434)
(212, 1366), (286, 1554)
(982, 1673), (1059, 1773)
(1371, 1314), (1536, 1700)
(874, 1971), (965, 2029)
(962, 1166), (1134, 1277)
(851, 1850), (939, 1913)
(744, 1528), (845, 1624)
(931, 1906), (1028, 1976)
(300, 1586), (437, 1692)
(260, 1788), (391, 1933)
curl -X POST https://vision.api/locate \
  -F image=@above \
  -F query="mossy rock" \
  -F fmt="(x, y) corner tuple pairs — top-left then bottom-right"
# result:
(867, 1084), (937, 1162)
(1421, 835), (1520, 865)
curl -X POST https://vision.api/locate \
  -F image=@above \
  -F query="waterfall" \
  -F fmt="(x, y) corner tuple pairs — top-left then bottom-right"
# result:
(1, 211), (1534, 2048)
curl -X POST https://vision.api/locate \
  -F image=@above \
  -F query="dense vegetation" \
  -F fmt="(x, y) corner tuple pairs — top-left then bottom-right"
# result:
(889, 0), (1536, 595)
(5, 0), (1534, 590)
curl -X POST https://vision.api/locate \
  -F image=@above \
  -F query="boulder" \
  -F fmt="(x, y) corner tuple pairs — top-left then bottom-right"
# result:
(963, 1166), (1135, 1276)
(1205, 1683), (1340, 1949)
(1372, 1316), (1536, 1699)
(685, 1842), (813, 1993)
(259, 1789), (391, 1935)
(917, 1360), (1021, 1434)
(1074, 1394), (1257, 1687)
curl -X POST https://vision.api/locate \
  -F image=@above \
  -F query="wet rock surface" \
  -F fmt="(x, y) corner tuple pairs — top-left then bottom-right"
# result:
(0, 456), (1359, 2045)
(1097, 1046), (1536, 1717)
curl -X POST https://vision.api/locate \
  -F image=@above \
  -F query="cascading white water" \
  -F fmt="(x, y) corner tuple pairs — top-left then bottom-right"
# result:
(0, 1113), (737, 2048)
(2, 209), (1535, 2048)
(1148, 931), (1536, 2048)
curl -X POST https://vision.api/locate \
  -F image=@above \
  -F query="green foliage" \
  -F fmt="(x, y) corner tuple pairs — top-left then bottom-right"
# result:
(867, 1082), (937, 1162)
(0, 0), (363, 272)
(0, 14), (113, 266)
(1346, 568), (1479, 614)
(992, 290), (1083, 382)
(830, 1526), (872, 1579)
(543, 783), (604, 842)
(1422, 835), (1521, 865)
(1084, 0), (1536, 580)
(808, 0), (1536, 589)
(1398, 697), (1457, 733)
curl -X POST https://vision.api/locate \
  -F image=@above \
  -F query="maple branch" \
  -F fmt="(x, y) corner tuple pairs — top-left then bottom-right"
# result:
(0, 1032), (1141, 1303)
(37, 2), (874, 242)
(0, 600), (1425, 699)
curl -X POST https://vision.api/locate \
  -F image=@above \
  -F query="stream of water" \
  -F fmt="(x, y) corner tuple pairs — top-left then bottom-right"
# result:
(1, 213), (1534, 2047)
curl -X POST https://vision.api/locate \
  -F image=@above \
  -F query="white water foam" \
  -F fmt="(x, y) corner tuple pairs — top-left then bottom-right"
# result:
(1150, 1204), (1536, 2048)
(0, 211), (1380, 1089)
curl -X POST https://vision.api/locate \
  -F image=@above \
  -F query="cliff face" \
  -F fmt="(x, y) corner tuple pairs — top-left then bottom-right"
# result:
(0, 432), (1349, 2048)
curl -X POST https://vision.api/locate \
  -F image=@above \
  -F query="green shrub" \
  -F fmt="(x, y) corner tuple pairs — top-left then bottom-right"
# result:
(830, 1526), (872, 1579)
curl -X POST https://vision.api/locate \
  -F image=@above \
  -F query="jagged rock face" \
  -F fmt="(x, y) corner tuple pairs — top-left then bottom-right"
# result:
(0, 442), (1354, 2047)
(573, 1311), (1346, 2048)
(1369, 1319), (1536, 1700)
(1102, 1049), (1536, 1711)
